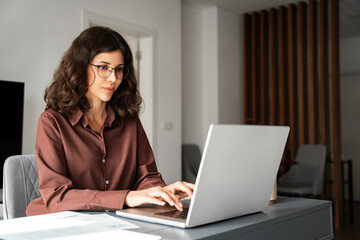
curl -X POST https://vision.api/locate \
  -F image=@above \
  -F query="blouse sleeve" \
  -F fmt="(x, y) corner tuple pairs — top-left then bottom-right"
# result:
(132, 118), (166, 190)
(33, 112), (129, 214)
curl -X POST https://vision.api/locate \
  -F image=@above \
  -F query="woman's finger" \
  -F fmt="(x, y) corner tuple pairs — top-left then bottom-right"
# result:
(146, 196), (166, 206)
(164, 189), (184, 211)
(149, 188), (178, 208)
(172, 181), (194, 199)
(182, 181), (195, 190)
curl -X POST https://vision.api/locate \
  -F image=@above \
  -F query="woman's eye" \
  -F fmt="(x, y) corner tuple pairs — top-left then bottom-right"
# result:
(99, 65), (109, 71)
(115, 67), (124, 73)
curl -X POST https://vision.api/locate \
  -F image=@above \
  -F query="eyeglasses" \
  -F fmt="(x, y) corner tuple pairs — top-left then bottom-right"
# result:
(89, 63), (129, 79)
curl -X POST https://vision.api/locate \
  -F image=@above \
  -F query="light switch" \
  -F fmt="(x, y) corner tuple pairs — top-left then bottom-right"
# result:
(162, 122), (173, 131)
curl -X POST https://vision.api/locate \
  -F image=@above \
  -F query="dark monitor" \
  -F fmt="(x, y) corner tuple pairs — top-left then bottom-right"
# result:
(0, 80), (24, 186)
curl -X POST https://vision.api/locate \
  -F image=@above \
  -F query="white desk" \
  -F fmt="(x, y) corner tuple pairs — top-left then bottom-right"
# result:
(0, 197), (333, 240)
(123, 196), (334, 239)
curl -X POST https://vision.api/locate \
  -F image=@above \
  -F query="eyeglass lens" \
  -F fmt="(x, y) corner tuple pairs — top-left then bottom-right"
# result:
(97, 65), (129, 79)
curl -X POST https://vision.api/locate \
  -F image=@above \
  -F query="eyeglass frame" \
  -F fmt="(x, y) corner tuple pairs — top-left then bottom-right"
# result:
(89, 63), (129, 80)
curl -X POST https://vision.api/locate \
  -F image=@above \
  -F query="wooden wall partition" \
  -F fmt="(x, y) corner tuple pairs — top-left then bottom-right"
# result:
(269, 9), (279, 126)
(251, 12), (260, 123)
(287, 4), (298, 162)
(319, 0), (331, 155)
(260, 10), (269, 125)
(309, 0), (320, 144)
(298, 1), (309, 146)
(278, 6), (288, 128)
(242, 0), (343, 229)
(330, 0), (343, 229)
(243, 13), (252, 123)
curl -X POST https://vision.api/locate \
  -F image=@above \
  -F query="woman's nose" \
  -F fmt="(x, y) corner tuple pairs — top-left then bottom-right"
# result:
(107, 70), (117, 82)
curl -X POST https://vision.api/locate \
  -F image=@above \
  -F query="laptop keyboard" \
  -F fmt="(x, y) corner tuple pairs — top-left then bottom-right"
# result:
(155, 207), (189, 219)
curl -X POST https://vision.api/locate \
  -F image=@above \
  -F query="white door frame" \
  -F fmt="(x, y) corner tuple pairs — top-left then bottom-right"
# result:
(81, 10), (158, 154)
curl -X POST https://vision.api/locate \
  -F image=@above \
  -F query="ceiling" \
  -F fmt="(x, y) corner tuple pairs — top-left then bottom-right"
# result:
(184, 0), (360, 39)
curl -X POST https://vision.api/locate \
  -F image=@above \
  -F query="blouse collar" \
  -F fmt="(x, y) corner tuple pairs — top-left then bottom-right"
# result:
(66, 104), (116, 128)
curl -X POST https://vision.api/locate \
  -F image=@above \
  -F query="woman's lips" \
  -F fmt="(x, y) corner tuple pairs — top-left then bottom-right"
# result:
(103, 87), (115, 93)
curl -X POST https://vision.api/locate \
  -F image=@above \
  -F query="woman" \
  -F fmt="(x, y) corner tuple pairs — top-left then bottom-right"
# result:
(26, 26), (194, 216)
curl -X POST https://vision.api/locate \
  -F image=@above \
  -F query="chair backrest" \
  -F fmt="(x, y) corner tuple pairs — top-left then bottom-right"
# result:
(3, 155), (40, 219)
(296, 144), (326, 166)
(296, 144), (327, 195)
(286, 144), (327, 195)
(182, 144), (201, 183)
(278, 144), (327, 196)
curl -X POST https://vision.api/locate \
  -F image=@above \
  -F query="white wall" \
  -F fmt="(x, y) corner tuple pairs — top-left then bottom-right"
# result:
(0, 0), (182, 184)
(340, 35), (360, 200)
(218, 8), (242, 125)
(182, 3), (205, 149)
(201, 7), (220, 145)
(182, 4), (242, 151)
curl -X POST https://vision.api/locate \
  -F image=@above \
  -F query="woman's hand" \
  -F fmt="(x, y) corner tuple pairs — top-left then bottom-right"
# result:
(163, 181), (195, 201)
(125, 181), (195, 211)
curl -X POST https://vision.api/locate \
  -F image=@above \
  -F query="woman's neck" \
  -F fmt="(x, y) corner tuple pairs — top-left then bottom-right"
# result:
(85, 101), (108, 133)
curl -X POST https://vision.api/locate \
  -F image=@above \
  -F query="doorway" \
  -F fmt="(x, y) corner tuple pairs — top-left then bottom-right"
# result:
(82, 11), (157, 151)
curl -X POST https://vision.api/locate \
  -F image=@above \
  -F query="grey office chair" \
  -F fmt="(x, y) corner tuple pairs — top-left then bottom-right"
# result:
(182, 144), (201, 184)
(278, 144), (327, 197)
(3, 155), (41, 219)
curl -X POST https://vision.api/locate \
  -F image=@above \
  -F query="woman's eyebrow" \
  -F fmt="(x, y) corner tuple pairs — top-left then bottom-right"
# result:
(97, 61), (124, 66)
(97, 61), (111, 64)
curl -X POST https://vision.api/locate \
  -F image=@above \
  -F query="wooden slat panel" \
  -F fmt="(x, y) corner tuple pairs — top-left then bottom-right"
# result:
(278, 6), (288, 127)
(298, 1), (309, 144)
(243, 14), (252, 123)
(320, 1), (330, 149)
(330, 0), (343, 229)
(319, 0), (331, 200)
(242, 2), (342, 224)
(260, 10), (269, 125)
(287, 4), (298, 163)
(269, 9), (279, 126)
(309, 0), (319, 144)
(251, 12), (260, 124)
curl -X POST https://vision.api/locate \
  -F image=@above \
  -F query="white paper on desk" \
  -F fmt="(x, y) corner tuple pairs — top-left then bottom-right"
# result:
(52, 230), (161, 240)
(0, 211), (160, 240)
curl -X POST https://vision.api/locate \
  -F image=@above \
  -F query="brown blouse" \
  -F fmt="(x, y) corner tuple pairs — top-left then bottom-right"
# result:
(26, 105), (165, 216)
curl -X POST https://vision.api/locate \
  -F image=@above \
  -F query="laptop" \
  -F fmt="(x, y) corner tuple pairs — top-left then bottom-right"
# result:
(116, 124), (289, 228)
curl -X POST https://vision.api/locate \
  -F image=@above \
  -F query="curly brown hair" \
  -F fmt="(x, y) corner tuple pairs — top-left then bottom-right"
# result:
(44, 26), (142, 120)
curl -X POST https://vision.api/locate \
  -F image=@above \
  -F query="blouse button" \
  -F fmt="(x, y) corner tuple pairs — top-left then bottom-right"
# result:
(102, 159), (106, 163)
(106, 180), (109, 185)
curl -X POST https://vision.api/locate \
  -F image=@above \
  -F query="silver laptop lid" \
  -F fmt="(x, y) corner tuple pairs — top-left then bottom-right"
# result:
(186, 124), (289, 227)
